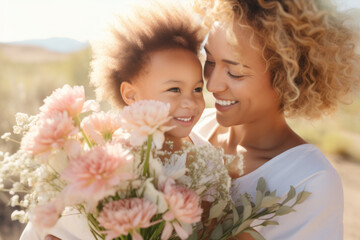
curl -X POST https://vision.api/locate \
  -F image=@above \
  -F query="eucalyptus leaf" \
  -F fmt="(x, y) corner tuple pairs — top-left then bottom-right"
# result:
(256, 177), (266, 193)
(187, 230), (197, 240)
(260, 195), (281, 208)
(296, 191), (311, 204)
(223, 218), (234, 232)
(254, 190), (263, 210)
(244, 229), (266, 240)
(260, 220), (279, 226)
(209, 199), (227, 219)
(275, 206), (295, 216)
(209, 224), (223, 239)
(232, 219), (254, 235)
(282, 186), (296, 205)
(232, 204), (240, 223)
(240, 194), (252, 221)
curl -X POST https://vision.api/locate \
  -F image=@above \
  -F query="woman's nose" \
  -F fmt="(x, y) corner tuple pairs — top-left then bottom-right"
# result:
(205, 67), (227, 93)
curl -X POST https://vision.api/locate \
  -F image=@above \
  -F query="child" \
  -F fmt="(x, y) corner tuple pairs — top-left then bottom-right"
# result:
(20, 1), (207, 240)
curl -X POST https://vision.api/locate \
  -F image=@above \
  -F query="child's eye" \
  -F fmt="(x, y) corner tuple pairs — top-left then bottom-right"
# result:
(167, 87), (180, 93)
(194, 87), (203, 93)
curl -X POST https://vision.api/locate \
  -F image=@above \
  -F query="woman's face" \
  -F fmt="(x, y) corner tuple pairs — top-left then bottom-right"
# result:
(128, 48), (205, 138)
(204, 24), (281, 127)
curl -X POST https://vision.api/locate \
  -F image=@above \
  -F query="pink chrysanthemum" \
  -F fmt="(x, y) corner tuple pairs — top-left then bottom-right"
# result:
(30, 199), (64, 229)
(98, 198), (157, 240)
(40, 84), (99, 118)
(21, 111), (78, 156)
(161, 179), (202, 240)
(81, 111), (122, 145)
(120, 100), (174, 148)
(61, 143), (134, 209)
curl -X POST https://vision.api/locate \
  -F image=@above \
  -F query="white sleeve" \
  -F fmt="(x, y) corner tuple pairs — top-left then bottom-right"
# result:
(20, 222), (42, 240)
(257, 169), (344, 240)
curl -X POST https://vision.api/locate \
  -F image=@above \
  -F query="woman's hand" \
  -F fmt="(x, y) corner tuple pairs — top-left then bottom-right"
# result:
(45, 235), (61, 240)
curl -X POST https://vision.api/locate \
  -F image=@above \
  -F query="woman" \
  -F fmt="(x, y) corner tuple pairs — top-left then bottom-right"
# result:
(192, 0), (359, 239)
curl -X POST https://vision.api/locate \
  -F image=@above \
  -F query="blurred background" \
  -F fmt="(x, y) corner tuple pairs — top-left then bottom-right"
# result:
(0, 0), (359, 239)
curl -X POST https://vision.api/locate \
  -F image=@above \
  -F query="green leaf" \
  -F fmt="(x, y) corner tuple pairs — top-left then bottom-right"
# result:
(244, 229), (266, 240)
(232, 204), (240, 224)
(260, 195), (281, 208)
(223, 218), (234, 232)
(296, 191), (311, 204)
(232, 219), (254, 235)
(275, 206), (295, 216)
(209, 199), (227, 219)
(240, 194), (252, 221)
(282, 186), (296, 205)
(260, 220), (279, 226)
(209, 224), (223, 240)
(254, 190), (264, 210)
(256, 177), (266, 193)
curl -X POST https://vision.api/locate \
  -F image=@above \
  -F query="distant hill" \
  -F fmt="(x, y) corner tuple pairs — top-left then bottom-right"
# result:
(6, 37), (89, 53)
(0, 44), (71, 63)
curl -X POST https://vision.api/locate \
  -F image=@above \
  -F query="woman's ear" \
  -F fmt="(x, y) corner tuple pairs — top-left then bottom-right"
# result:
(120, 81), (137, 105)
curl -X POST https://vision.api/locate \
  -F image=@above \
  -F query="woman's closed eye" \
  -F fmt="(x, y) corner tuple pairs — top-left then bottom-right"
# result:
(227, 72), (245, 79)
(205, 60), (215, 66)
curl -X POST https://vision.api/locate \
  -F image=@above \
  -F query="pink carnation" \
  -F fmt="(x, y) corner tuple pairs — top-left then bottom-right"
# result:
(161, 179), (202, 240)
(21, 111), (78, 156)
(61, 143), (134, 209)
(40, 84), (99, 118)
(120, 100), (174, 149)
(30, 199), (64, 229)
(98, 198), (157, 240)
(81, 111), (122, 145)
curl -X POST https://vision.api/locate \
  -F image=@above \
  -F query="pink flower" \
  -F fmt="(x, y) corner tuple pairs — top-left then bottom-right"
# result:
(81, 111), (122, 145)
(30, 199), (64, 229)
(161, 179), (202, 240)
(61, 143), (134, 209)
(98, 198), (157, 240)
(120, 100), (174, 149)
(21, 111), (78, 156)
(40, 84), (99, 118)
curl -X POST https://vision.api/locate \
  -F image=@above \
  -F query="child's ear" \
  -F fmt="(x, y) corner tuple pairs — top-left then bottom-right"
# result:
(120, 81), (137, 105)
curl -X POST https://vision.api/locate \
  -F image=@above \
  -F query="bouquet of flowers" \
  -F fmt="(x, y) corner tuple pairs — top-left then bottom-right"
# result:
(0, 84), (310, 240)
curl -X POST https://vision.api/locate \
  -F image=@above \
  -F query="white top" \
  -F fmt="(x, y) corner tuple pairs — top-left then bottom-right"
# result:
(192, 108), (344, 240)
(19, 131), (210, 240)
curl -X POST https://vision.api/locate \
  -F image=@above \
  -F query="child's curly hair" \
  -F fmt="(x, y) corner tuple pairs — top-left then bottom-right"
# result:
(194, 0), (360, 118)
(90, 1), (204, 108)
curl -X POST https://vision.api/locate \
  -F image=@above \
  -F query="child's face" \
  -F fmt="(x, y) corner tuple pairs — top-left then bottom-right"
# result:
(126, 48), (205, 139)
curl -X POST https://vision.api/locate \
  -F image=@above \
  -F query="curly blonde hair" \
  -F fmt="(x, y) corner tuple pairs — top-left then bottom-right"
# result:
(194, 0), (360, 118)
(90, 1), (204, 108)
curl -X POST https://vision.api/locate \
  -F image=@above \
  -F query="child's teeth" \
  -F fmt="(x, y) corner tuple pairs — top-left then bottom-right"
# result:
(176, 117), (191, 122)
(216, 100), (237, 106)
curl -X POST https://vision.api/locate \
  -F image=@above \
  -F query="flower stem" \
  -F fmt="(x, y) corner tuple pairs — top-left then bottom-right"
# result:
(142, 135), (153, 177)
(74, 116), (93, 148)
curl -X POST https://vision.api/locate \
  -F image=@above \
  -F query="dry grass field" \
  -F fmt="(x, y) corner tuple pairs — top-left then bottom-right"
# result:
(0, 44), (359, 240)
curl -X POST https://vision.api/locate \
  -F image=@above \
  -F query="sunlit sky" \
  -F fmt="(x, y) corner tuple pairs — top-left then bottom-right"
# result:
(1, 0), (360, 43)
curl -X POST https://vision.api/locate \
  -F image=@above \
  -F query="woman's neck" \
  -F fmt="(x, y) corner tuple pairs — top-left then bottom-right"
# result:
(218, 114), (305, 156)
